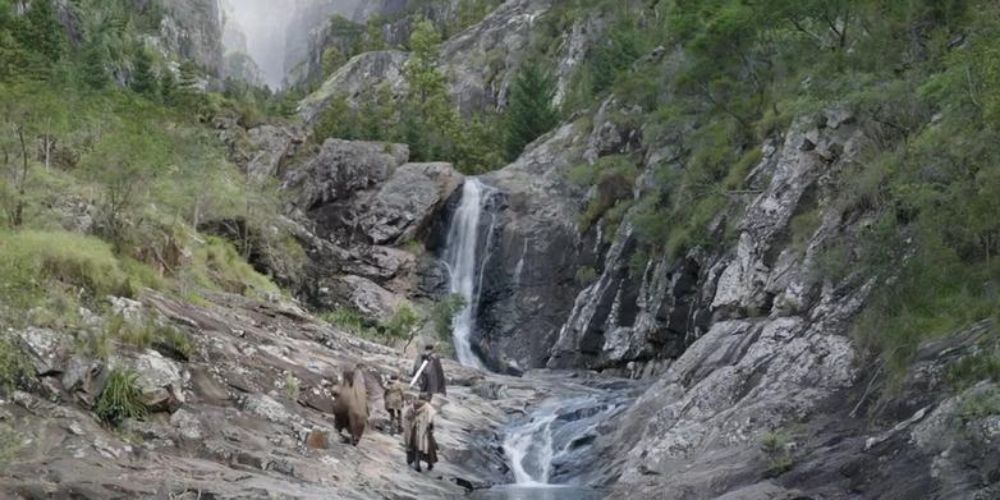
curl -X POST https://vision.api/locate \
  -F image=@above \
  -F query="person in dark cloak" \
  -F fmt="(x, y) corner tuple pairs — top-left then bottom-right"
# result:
(411, 343), (447, 396)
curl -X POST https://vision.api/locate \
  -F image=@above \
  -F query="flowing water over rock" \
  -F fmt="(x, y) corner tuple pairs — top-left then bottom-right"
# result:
(444, 178), (498, 369)
(439, 179), (640, 498)
(470, 376), (640, 499)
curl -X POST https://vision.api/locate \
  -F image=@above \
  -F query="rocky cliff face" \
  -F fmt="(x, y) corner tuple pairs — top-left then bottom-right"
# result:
(298, 0), (555, 120)
(158, 0), (224, 77)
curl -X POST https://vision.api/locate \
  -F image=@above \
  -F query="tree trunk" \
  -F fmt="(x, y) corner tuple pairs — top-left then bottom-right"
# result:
(14, 125), (28, 227)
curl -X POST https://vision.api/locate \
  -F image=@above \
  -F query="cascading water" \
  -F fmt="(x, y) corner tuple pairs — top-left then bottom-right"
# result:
(442, 182), (643, 499)
(472, 383), (636, 500)
(443, 178), (496, 369)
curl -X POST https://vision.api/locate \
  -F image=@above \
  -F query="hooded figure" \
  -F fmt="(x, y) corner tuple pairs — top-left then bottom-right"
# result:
(403, 393), (438, 472)
(332, 367), (368, 446)
(383, 373), (405, 434)
(411, 344), (447, 395)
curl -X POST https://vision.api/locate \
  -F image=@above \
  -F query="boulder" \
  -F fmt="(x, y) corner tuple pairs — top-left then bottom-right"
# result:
(282, 139), (409, 211)
(361, 162), (464, 245)
(323, 275), (402, 323)
(14, 327), (69, 377)
(109, 296), (144, 323)
(169, 408), (204, 441)
(340, 245), (417, 289)
(61, 356), (105, 408)
(244, 125), (301, 181)
(471, 381), (508, 400)
(127, 351), (187, 413)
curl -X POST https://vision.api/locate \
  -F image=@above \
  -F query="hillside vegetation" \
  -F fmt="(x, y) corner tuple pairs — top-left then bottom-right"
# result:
(0, 0), (297, 362)
(523, 0), (999, 380)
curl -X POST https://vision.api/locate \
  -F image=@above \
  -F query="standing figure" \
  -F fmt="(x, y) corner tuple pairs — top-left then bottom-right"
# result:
(383, 373), (405, 434)
(403, 393), (438, 472)
(332, 367), (368, 446)
(411, 344), (447, 396)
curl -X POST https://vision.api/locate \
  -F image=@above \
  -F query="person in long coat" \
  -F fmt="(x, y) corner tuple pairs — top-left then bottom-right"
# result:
(403, 393), (438, 472)
(383, 373), (405, 434)
(411, 344), (447, 395)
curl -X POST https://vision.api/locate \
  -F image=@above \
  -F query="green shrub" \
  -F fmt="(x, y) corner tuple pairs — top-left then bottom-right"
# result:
(381, 304), (422, 340)
(959, 386), (1000, 420)
(152, 324), (193, 361)
(0, 231), (130, 324)
(760, 430), (794, 477)
(186, 236), (281, 297)
(322, 307), (369, 336)
(575, 266), (598, 285)
(284, 373), (301, 400)
(948, 348), (1000, 391)
(789, 208), (822, 252)
(431, 294), (466, 344)
(0, 335), (30, 395)
(76, 329), (113, 361)
(575, 155), (639, 233)
(106, 315), (193, 360)
(504, 62), (558, 161)
(95, 369), (147, 427)
(723, 148), (763, 190)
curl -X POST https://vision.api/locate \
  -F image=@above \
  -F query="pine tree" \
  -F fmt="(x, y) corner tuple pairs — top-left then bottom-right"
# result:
(504, 62), (558, 161)
(176, 60), (204, 110)
(131, 47), (157, 96)
(19, 0), (63, 62)
(363, 20), (386, 52)
(160, 70), (177, 105)
(80, 40), (110, 90)
(0, 1), (29, 81)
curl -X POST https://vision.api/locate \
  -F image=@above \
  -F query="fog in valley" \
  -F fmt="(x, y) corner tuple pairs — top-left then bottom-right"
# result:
(222, 0), (362, 88)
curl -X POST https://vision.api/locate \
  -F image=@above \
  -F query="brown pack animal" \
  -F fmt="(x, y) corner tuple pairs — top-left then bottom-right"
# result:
(332, 368), (368, 446)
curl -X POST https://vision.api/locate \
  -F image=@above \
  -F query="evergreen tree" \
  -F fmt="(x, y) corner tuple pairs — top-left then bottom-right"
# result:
(504, 62), (558, 161)
(406, 19), (446, 105)
(80, 40), (110, 90)
(160, 69), (177, 105)
(402, 19), (460, 162)
(177, 60), (206, 110)
(0, 1), (29, 81)
(131, 47), (157, 96)
(18, 0), (63, 62)
(363, 20), (386, 52)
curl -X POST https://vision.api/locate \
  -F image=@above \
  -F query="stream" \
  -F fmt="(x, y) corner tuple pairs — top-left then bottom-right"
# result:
(442, 178), (638, 498)
(470, 377), (638, 499)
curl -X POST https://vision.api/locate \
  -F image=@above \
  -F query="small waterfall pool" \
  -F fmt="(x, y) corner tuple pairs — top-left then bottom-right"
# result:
(470, 381), (637, 500)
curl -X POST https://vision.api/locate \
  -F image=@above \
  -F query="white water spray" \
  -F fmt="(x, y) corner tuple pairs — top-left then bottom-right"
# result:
(444, 179), (495, 369)
(504, 410), (559, 485)
(501, 394), (628, 489)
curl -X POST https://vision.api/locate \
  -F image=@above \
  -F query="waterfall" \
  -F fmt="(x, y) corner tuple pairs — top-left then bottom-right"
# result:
(443, 178), (496, 369)
(496, 392), (632, 496)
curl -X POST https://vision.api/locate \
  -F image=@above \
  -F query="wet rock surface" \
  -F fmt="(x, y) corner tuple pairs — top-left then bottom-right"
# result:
(0, 291), (579, 499)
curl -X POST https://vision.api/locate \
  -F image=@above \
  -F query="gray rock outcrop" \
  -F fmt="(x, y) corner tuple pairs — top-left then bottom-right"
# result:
(283, 138), (409, 211)
(361, 162), (464, 245)
(0, 291), (566, 498)
(298, 50), (410, 123)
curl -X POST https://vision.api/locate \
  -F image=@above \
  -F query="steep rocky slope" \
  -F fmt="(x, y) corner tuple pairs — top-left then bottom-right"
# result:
(157, 0), (225, 76)
(0, 290), (568, 498)
(298, 0), (554, 121)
